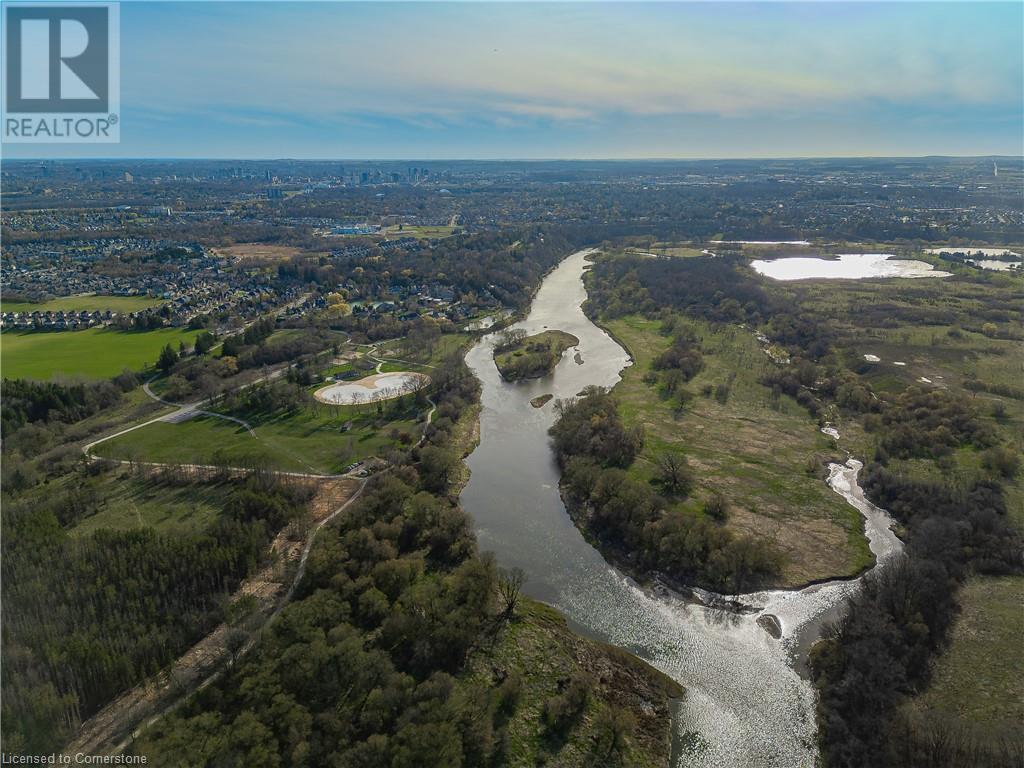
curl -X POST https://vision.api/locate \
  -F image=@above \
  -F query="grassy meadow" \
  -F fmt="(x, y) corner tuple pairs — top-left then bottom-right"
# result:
(604, 314), (871, 586)
(2, 326), (200, 381)
(1, 294), (164, 313)
(95, 402), (422, 475)
(909, 575), (1024, 735)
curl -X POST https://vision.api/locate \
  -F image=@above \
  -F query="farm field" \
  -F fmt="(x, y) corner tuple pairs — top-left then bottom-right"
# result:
(604, 314), (871, 587)
(1, 294), (164, 313)
(1, 327), (201, 381)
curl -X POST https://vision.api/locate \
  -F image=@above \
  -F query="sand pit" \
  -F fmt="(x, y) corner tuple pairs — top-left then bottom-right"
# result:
(314, 371), (430, 405)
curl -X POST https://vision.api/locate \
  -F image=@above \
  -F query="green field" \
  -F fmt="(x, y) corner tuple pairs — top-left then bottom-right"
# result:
(1, 326), (200, 381)
(95, 404), (422, 475)
(2, 294), (164, 313)
(69, 475), (232, 536)
(605, 315), (871, 587)
(909, 576), (1024, 734)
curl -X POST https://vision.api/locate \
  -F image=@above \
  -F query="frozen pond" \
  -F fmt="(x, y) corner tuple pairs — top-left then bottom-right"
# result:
(313, 371), (429, 404)
(752, 253), (951, 281)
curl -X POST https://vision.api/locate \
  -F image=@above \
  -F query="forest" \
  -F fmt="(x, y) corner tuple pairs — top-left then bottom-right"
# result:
(0, 469), (314, 754)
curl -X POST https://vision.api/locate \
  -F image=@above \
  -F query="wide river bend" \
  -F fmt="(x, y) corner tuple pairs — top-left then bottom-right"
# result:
(460, 250), (903, 767)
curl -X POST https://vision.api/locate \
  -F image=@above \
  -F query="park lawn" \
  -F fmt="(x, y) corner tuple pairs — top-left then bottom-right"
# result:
(1, 294), (164, 314)
(605, 315), (871, 587)
(68, 473), (231, 536)
(378, 331), (473, 367)
(95, 403), (423, 475)
(458, 599), (680, 768)
(1, 326), (200, 381)
(908, 575), (1024, 735)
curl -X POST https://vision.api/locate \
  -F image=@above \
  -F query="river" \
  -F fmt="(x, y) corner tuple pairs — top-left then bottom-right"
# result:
(460, 249), (903, 767)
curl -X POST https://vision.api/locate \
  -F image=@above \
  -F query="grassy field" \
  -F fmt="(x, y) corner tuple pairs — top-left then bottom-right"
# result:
(94, 404), (421, 475)
(216, 243), (302, 261)
(378, 330), (472, 366)
(909, 575), (1024, 734)
(69, 474), (232, 536)
(2, 326), (201, 381)
(605, 315), (871, 587)
(793, 274), (1024, 529)
(1, 294), (164, 313)
(383, 224), (456, 239)
(458, 599), (680, 768)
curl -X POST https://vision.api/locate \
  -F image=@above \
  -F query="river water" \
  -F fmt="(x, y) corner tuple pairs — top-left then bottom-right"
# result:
(460, 249), (903, 767)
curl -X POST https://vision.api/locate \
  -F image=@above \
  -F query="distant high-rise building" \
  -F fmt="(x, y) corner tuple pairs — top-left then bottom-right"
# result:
(123, 172), (134, 183)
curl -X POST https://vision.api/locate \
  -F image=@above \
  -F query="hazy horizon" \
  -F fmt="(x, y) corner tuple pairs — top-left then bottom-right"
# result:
(5, 2), (1022, 161)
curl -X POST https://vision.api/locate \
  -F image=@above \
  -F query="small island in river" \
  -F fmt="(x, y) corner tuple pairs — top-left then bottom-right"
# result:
(494, 329), (579, 381)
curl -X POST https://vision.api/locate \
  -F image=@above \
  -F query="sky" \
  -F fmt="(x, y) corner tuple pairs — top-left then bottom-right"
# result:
(6, 1), (1024, 159)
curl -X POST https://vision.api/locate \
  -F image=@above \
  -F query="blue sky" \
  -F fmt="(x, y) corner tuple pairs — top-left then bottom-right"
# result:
(8, 1), (1023, 159)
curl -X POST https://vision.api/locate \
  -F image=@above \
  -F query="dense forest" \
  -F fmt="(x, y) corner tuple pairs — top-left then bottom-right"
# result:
(550, 387), (782, 593)
(0, 470), (313, 754)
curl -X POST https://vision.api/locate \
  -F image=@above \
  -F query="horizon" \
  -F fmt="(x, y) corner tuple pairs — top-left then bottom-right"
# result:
(8, 153), (1023, 163)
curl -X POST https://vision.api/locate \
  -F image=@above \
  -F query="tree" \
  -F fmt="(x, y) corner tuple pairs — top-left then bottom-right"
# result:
(194, 331), (216, 355)
(593, 706), (635, 762)
(157, 343), (179, 373)
(497, 567), (525, 619)
(656, 451), (693, 496)
(704, 492), (729, 521)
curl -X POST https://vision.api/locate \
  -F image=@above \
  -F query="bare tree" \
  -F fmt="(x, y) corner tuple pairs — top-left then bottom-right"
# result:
(497, 567), (526, 619)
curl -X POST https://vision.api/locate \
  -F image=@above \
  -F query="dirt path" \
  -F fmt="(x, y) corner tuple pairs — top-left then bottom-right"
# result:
(63, 477), (364, 758)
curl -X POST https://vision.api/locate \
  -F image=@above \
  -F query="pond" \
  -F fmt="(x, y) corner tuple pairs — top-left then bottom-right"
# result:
(751, 253), (951, 281)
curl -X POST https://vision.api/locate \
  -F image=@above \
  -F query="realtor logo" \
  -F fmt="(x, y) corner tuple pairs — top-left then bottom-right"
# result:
(3, 2), (120, 142)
